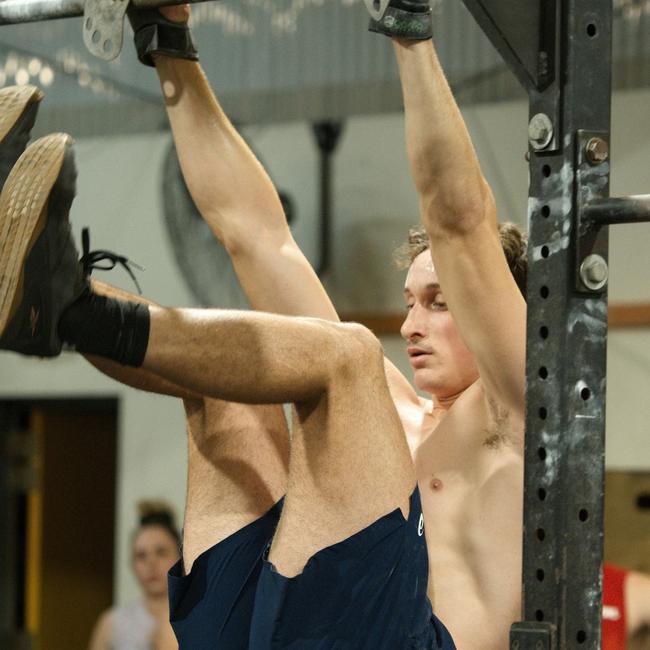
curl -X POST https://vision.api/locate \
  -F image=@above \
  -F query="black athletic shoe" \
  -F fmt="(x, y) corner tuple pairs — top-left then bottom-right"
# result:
(0, 133), (87, 356)
(0, 85), (43, 191)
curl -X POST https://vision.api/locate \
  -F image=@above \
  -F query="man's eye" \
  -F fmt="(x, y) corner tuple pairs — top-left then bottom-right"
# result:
(405, 304), (414, 311)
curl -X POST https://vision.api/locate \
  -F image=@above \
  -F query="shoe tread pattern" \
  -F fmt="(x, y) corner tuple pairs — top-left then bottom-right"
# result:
(0, 133), (72, 334)
(0, 85), (43, 144)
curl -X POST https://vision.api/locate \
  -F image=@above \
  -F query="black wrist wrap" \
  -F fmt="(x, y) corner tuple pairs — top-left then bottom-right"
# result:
(368, 1), (432, 40)
(128, 8), (199, 67)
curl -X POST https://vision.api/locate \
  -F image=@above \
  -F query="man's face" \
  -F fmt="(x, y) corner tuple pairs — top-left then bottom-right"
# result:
(401, 251), (479, 397)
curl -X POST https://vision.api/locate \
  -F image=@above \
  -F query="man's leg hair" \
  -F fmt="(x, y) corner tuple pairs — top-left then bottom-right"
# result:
(183, 395), (289, 572)
(65, 280), (414, 577)
(70, 284), (414, 579)
(140, 309), (416, 577)
(87, 280), (201, 400)
(88, 281), (291, 571)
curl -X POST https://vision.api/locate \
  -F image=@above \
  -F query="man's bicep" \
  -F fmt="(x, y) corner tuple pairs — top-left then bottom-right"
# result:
(229, 232), (340, 321)
(430, 219), (527, 414)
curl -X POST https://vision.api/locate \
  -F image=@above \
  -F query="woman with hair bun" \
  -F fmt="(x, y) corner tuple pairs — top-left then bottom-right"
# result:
(88, 501), (181, 650)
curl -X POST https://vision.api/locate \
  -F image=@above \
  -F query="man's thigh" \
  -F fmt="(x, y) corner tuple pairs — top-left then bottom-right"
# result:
(251, 329), (441, 648)
(169, 398), (289, 650)
(268, 330), (416, 578)
(181, 397), (289, 572)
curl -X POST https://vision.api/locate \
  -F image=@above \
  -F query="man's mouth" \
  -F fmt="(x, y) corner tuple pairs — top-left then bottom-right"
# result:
(407, 347), (430, 358)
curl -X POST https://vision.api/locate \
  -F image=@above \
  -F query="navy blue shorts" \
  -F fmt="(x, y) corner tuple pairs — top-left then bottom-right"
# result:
(168, 488), (456, 650)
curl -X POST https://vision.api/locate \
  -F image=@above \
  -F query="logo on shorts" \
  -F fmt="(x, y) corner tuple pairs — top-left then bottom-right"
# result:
(418, 513), (424, 537)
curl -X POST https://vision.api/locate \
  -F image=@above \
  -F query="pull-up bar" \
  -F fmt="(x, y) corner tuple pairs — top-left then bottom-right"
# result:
(0, 0), (203, 24)
(0, 0), (211, 60)
(585, 195), (650, 226)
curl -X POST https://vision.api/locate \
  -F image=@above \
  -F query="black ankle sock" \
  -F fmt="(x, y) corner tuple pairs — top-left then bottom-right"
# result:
(58, 289), (151, 367)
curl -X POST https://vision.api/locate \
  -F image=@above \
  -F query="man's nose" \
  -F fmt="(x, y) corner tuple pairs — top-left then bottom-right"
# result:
(401, 305), (425, 341)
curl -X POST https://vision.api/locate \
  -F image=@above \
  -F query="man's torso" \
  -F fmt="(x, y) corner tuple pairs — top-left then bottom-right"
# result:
(398, 381), (524, 650)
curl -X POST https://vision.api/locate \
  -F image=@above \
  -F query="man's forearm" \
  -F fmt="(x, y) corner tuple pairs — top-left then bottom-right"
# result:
(154, 56), (287, 247)
(393, 39), (492, 232)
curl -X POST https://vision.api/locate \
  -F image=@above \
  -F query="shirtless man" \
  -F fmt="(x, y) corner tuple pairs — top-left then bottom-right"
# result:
(1, 130), (454, 648)
(124, 1), (526, 648)
(0, 0), (525, 647)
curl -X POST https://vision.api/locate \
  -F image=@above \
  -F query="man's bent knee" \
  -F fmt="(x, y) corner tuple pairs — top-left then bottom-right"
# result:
(329, 322), (384, 381)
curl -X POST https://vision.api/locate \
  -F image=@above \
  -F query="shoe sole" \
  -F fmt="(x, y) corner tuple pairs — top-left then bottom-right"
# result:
(0, 133), (73, 335)
(0, 85), (43, 144)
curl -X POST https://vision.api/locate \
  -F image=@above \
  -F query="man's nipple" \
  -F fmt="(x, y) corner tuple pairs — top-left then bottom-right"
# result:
(430, 477), (444, 491)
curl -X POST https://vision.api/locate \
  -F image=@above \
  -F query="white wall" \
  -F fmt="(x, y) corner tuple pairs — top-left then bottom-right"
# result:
(605, 89), (650, 468)
(1, 87), (649, 603)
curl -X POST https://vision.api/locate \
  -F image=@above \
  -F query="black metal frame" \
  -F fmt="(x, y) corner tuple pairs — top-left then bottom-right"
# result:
(460, 1), (649, 649)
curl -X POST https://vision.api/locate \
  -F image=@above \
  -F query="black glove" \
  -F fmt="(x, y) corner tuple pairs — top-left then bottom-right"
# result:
(127, 6), (199, 67)
(368, 0), (433, 40)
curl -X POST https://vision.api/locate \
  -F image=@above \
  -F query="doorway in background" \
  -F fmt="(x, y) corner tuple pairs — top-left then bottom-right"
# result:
(1, 398), (117, 650)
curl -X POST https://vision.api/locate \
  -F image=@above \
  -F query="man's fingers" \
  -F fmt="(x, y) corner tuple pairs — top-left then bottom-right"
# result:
(159, 3), (190, 23)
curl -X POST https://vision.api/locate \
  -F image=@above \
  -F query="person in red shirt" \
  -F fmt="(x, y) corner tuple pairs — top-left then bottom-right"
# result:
(603, 563), (650, 649)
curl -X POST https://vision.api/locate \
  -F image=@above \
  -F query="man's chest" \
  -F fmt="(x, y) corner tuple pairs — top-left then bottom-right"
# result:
(408, 403), (524, 554)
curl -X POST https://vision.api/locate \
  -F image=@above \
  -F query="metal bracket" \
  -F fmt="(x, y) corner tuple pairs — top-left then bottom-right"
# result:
(461, 0), (562, 153)
(575, 130), (610, 293)
(83, 0), (129, 61)
(460, 0), (558, 91)
(528, 87), (561, 154)
(363, 0), (391, 21)
(510, 622), (557, 650)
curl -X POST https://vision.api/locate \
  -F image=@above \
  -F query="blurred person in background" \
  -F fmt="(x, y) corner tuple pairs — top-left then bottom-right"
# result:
(88, 501), (180, 650)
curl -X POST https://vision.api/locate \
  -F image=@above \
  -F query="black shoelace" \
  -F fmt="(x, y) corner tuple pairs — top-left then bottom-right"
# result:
(79, 227), (144, 294)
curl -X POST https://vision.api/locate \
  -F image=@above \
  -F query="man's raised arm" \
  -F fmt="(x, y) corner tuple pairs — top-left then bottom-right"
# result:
(373, 4), (526, 413)
(127, 7), (422, 407)
(129, 5), (338, 321)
